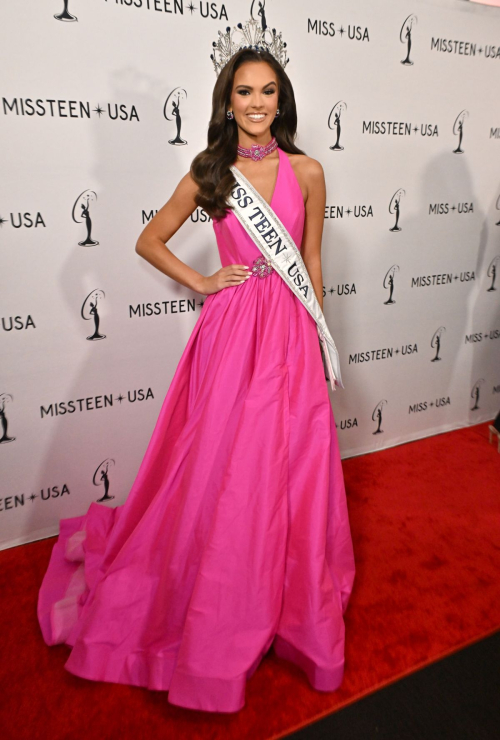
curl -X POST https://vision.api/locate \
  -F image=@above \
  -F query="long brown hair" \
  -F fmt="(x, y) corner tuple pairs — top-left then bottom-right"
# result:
(190, 48), (306, 221)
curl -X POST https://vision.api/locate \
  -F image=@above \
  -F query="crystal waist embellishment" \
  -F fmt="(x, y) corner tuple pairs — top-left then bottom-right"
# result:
(251, 255), (274, 278)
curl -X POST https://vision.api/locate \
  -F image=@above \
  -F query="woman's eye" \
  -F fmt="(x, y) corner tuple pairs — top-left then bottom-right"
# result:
(237, 89), (276, 95)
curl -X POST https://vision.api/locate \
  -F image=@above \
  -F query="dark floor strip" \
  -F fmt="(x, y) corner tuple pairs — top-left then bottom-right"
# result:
(289, 630), (500, 740)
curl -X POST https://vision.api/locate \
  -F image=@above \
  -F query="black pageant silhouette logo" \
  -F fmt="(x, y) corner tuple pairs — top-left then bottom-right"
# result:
(164, 88), (188, 146)
(372, 400), (388, 435)
(383, 265), (400, 305)
(93, 459), (115, 502)
(81, 289), (106, 340)
(389, 189), (405, 232)
(72, 190), (99, 246)
(0, 393), (15, 444)
(430, 327), (446, 362)
(453, 110), (469, 154)
(252, 0), (267, 27)
(470, 379), (485, 411)
(487, 256), (499, 292)
(328, 102), (347, 151)
(54, 1), (77, 22)
(400, 15), (417, 65)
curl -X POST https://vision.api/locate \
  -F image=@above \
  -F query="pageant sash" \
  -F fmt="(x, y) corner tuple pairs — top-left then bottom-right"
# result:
(229, 165), (344, 391)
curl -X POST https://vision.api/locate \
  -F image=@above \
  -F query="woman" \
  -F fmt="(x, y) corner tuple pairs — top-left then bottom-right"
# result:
(38, 44), (356, 714)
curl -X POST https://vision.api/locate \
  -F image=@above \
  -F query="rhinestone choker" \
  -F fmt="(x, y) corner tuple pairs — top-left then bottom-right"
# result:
(237, 136), (278, 162)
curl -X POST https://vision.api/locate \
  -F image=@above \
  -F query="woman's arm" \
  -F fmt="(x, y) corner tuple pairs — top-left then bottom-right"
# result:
(300, 158), (327, 312)
(135, 171), (205, 293)
(135, 172), (250, 295)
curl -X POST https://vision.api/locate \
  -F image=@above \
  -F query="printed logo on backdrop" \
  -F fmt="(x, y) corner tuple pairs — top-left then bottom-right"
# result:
(429, 201), (473, 217)
(431, 37), (500, 60)
(164, 88), (188, 145)
(372, 400), (387, 435)
(384, 265), (399, 305)
(389, 189), (405, 232)
(0, 394), (15, 444)
(349, 331), (418, 365)
(465, 327), (500, 345)
(328, 102), (346, 151)
(54, 0), (77, 22)
(487, 256), (499, 291)
(2, 100), (139, 121)
(409, 396), (451, 414)
(73, 190), (99, 246)
(2, 315), (36, 332)
(40, 388), (154, 418)
(361, 121), (439, 138)
(400, 15), (417, 65)
(471, 379), (485, 411)
(81, 290), (106, 340)
(52, 0), (233, 23)
(129, 296), (198, 318)
(453, 110), (468, 154)
(411, 269), (477, 289)
(495, 195), (500, 226)
(0, 212), (45, 229)
(322, 281), (356, 300)
(93, 459), (115, 502)
(307, 17), (369, 42)
(375, 397), (454, 429)
(335, 415), (358, 432)
(430, 327), (446, 362)
(324, 203), (373, 220)
(142, 207), (211, 224)
(1, 485), (71, 514)
(252, 0), (267, 28)
(78, 0), (230, 20)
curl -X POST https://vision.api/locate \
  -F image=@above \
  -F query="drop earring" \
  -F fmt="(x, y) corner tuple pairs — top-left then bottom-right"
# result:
(275, 108), (280, 117)
(226, 110), (234, 119)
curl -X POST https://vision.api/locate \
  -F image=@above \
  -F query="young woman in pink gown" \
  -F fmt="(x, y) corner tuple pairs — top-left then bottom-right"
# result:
(37, 45), (356, 713)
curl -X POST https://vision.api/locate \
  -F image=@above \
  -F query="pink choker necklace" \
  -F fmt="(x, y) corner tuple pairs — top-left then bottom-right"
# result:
(237, 136), (278, 162)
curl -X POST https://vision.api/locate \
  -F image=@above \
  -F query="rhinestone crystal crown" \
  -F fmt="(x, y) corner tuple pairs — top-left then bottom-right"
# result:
(210, 17), (289, 77)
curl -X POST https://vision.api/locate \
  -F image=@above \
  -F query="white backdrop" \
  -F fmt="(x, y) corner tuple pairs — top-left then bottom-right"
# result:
(1, 0), (499, 549)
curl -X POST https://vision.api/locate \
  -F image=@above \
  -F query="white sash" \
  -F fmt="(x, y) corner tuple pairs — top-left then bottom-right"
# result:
(228, 165), (344, 391)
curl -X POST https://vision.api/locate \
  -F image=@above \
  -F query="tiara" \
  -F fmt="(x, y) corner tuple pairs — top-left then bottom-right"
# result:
(210, 17), (289, 76)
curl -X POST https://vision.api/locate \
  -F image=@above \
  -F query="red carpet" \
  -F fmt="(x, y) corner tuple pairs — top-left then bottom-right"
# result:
(1, 420), (499, 739)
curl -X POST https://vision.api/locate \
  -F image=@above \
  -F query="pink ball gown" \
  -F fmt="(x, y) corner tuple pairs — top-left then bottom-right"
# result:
(37, 146), (356, 713)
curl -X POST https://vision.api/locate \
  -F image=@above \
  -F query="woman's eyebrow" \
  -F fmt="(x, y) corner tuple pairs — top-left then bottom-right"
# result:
(235, 81), (277, 90)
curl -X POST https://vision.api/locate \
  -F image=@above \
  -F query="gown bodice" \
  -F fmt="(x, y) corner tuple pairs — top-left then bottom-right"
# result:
(212, 146), (305, 268)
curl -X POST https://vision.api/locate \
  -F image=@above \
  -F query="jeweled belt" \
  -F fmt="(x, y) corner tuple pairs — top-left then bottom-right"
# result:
(250, 255), (274, 278)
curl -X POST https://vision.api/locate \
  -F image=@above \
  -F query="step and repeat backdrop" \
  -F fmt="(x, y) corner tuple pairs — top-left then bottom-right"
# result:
(1, 0), (499, 549)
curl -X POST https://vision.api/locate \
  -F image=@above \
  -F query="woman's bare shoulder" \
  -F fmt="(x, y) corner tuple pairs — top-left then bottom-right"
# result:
(160, 170), (200, 216)
(285, 152), (324, 177)
(282, 152), (325, 203)
(138, 170), (199, 245)
(176, 169), (200, 197)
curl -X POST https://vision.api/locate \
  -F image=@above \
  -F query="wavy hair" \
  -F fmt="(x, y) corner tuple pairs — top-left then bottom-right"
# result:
(190, 48), (306, 221)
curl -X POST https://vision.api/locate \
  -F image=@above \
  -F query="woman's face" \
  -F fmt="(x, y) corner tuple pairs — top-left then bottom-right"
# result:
(229, 61), (279, 139)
